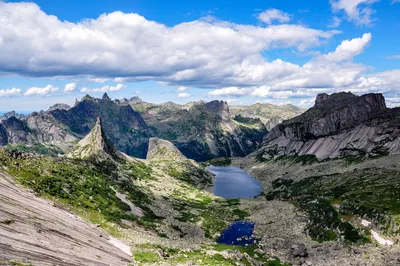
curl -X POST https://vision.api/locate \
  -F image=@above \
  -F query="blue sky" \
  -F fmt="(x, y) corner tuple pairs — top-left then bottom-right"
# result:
(0, 0), (400, 112)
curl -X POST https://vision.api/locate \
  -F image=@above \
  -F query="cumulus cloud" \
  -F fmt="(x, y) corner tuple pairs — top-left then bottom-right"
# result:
(206, 33), (400, 101)
(0, 87), (21, 97)
(80, 84), (125, 93)
(320, 33), (371, 62)
(330, 0), (379, 26)
(257, 9), (291, 24)
(0, 1), (339, 89)
(64, 82), (77, 92)
(24, 85), (59, 96)
(178, 93), (191, 98)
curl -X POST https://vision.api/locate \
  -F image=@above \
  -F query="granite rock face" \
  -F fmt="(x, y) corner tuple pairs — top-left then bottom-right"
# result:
(26, 112), (77, 148)
(1, 116), (37, 145)
(50, 93), (150, 158)
(67, 117), (124, 162)
(258, 92), (400, 160)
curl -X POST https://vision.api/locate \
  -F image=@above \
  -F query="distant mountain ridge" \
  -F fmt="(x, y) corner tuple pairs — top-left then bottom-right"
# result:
(0, 94), (304, 160)
(255, 92), (400, 160)
(130, 98), (268, 161)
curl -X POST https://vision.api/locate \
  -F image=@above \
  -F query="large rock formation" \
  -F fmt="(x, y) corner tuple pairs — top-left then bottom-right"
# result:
(132, 99), (267, 161)
(26, 112), (77, 148)
(257, 92), (400, 160)
(50, 93), (150, 158)
(67, 117), (125, 162)
(147, 137), (213, 185)
(1, 116), (37, 145)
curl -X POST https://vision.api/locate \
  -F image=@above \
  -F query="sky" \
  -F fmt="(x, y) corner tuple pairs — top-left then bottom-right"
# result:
(0, 0), (400, 112)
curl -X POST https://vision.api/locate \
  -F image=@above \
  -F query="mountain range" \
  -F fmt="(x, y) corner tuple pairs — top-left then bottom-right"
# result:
(1, 91), (400, 266)
(0, 94), (302, 161)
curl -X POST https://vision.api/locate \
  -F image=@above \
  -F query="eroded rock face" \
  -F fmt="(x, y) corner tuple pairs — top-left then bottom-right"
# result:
(26, 112), (77, 147)
(258, 92), (400, 160)
(1, 116), (37, 145)
(50, 93), (150, 158)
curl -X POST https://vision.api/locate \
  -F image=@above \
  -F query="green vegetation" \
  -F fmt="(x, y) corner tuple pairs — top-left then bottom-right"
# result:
(266, 176), (372, 243)
(201, 157), (232, 167)
(133, 243), (290, 266)
(0, 149), (161, 236)
(5, 143), (64, 156)
(1, 219), (15, 225)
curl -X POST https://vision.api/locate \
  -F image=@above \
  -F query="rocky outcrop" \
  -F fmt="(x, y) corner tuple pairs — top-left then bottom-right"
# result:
(0, 111), (26, 122)
(50, 93), (150, 158)
(1, 116), (37, 145)
(257, 92), (400, 160)
(147, 137), (214, 185)
(67, 117), (124, 162)
(26, 112), (77, 148)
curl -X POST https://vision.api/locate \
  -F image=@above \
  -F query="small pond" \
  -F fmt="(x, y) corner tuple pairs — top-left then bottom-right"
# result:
(217, 221), (257, 246)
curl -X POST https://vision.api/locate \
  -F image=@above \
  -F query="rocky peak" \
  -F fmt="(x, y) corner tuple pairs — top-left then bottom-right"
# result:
(129, 96), (143, 104)
(74, 98), (80, 107)
(67, 117), (124, 162)
(205, 100), (230, 120)
(47, 103), (70, 112)
(102, 93), (111, 101)
(0, 111), (25, 121)
(146, 137), (186, 162)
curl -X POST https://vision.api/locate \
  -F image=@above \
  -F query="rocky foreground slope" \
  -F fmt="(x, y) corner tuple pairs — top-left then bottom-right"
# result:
(256, 92), (400, 160)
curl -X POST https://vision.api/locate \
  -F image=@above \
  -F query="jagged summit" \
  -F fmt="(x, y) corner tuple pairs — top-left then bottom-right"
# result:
(102, 93), (111, 101)
(146, 137), (186, 162)
(67, 117), (124, 162)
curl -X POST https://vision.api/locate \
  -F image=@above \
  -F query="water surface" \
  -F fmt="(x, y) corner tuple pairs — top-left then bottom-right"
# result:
(217, 221), (257, 246)
(207, 165), (262, 199)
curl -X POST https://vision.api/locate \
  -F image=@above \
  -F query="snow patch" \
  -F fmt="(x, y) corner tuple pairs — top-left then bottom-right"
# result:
(371, 230), (393, 246)
(361, 219), (371, 227)
(109, 237), (132, 256)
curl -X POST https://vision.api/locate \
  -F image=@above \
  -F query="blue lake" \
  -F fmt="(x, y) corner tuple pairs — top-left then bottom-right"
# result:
(207, 165), (262, 246)
(217, 221), (257, 246)
(207, 165), (262, 199)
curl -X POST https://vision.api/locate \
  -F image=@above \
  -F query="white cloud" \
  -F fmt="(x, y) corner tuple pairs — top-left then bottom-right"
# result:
(206, 33), (400, 102)
(328, 16), (342, 28)
(64, 82), (77, 92)
(330, 0), (379, 26)
(0, 87), (21, 97)
(178, 92), (191, 98)
(80, 84), (125, 93)
(0, 1), (339, 89)
(257, 9), (291, 24)
(177, 86), (187, 92)
(386, 55), (400, 59)
(24, 85), (59, 96)
(208, 87), (253, 96)
(320, 33), (371, 62)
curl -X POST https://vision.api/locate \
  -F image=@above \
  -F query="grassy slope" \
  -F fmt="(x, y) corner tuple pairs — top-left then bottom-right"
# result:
(0, 148), (288, 266)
